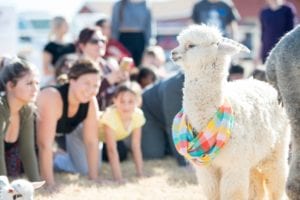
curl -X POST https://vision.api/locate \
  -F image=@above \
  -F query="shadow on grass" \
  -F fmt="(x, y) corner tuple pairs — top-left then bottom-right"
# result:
(142, 156), (198, 186)
(37, 156), (198, 197)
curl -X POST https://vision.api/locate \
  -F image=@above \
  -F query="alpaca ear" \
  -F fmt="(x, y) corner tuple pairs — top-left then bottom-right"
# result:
(31, 181), (45, 190)
(218, 37), (250, 55)
(0, 176), (9, 186)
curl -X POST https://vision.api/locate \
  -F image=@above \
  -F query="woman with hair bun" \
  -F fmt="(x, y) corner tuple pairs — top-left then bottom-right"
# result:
(0, 56), (40, 181)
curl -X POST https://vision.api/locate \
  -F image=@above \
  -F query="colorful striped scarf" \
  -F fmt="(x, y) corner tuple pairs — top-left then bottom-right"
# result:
(172, 101), (234, 166)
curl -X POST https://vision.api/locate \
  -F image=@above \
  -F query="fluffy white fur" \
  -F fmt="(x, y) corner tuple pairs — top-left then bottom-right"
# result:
(0, 176), (44, 200)
(171, 24), (290, 200)
(0, 176), (14, 200)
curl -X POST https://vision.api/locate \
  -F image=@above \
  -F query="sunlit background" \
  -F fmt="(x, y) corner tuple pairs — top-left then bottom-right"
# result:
(0, 0), (299, 76)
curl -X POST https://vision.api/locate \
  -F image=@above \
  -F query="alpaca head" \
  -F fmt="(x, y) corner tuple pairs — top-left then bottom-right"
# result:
(0, 176), (15, 200)
(171, 24), (249, 75)
(10, 179), (45, 200)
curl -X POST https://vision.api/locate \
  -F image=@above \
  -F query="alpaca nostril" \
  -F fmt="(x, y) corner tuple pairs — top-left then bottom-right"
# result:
(171, 51), (182, 61)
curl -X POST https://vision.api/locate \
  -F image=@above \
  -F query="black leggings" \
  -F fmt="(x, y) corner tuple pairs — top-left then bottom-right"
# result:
(102, 140), (128, 162)
(119, 32), (145, 67)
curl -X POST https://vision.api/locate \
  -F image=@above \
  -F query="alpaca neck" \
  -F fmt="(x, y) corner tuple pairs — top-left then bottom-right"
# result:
(182, 65), (227, 131)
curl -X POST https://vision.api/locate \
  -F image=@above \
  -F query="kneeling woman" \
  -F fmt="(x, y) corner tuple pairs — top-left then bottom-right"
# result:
(36, 59), (102, 188)
(0, 56), (40, 181)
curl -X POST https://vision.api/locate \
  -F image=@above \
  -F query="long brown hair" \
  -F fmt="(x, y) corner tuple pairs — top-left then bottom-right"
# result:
(0, 56), (35, 92)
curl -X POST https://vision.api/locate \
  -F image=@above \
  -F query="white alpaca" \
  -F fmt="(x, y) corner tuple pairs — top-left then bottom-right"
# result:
(171, 25), (289, 200)
(0, 176), (45, 200)
(0, 176), (14, 200)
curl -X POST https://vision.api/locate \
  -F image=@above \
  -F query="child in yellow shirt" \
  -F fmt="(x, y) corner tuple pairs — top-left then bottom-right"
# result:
(99, 83), (145, 183)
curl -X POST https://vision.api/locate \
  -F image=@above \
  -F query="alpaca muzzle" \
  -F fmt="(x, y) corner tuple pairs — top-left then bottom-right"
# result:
(171, 51), (182, 61)
(13, 194), (23, 200)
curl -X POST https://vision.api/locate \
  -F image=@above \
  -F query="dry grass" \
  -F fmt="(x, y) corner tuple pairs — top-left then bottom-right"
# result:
(35, 157), (202, 200)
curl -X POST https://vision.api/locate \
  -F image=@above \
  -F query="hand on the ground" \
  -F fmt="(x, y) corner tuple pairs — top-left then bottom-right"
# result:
(136, 171), (149, 179)
(114, 178), (127, 185)
(43, 183), (60, 194)
(89, 177), (113, 185)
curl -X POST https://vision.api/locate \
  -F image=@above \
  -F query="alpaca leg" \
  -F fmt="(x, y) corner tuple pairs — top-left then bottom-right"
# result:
(261, 143), (288, 200)
(287, 156), (300, 200)
(220, 168), (250, 200)
(195, 165), (219, 200)
(262, 161), (287, 200)
(249, 168), (265, 200)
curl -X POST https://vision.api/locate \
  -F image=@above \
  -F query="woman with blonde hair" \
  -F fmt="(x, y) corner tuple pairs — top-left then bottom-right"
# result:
(42, 16), (76, 85)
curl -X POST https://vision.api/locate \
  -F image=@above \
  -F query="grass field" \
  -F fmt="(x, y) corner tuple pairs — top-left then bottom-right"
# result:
(35, 157), (202, 200)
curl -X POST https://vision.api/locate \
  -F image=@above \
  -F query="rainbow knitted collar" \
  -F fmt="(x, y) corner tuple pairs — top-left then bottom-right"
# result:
(172, 100), (234, 166)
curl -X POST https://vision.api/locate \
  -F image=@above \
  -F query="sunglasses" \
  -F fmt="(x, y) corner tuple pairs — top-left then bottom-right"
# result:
(88, 38), (107, 45)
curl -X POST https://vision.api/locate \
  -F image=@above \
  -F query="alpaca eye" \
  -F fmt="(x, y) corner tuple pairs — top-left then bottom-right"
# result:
(188, 44), (196, 49)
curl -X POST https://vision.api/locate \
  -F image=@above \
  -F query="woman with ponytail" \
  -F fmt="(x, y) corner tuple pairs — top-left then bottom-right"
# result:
(0, 56), (40, 181)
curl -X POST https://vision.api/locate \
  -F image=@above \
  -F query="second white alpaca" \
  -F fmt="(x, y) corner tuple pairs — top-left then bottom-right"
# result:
(0, 176), (44, 200)
(0, 176), (14, 200)
(11, 179), (44, 200)
(171, 25), (290, 200)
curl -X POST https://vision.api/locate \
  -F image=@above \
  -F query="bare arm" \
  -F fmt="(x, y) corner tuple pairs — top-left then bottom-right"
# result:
(42, 52), (54, 76)
(131, 127), (143, 177)
(82, 97), (100, 180)
(104, 126), (123, 181)
(36, 88), (61, 186)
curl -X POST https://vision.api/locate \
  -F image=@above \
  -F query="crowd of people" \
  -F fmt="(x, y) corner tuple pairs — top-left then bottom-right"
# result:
(0, 0), (298, 192)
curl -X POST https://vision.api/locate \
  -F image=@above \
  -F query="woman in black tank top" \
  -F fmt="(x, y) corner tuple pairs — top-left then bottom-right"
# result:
(36, 59), (102, 189)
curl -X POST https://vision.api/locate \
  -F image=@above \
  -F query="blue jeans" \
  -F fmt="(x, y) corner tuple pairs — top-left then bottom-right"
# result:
(54, 124), (103, 175)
